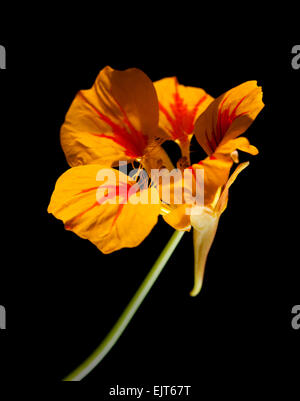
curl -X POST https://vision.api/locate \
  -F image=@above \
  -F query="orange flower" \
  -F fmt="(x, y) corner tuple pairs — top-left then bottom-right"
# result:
(48, 67), (264, 295)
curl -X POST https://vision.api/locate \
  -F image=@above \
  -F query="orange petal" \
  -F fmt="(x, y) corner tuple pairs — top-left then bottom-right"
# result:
(61, 66), (160, 167)
(154, 77), (213, 159)
(191, 156), (233, 207)
(215, 161), (250, 215)
(142, 142), (175, 176)
(215, 137), (259, 157)
(163, 204), (191, 231)
(48, 165), (161, 253)
(194, 81), (264, 155)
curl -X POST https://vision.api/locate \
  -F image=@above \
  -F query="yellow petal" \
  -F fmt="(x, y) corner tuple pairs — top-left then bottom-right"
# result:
(163, 204), (191, 231)
(215, 161), (250, 215)
(48, 165), (161, 253)
(154, 77), (213, 159)
(194, 81), (264, 155)
(61, 66), (160, 167)
(190, 207), (219, 296)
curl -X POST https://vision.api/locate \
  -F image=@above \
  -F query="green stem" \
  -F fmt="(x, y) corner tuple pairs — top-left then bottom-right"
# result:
(63, 230), (185, 381)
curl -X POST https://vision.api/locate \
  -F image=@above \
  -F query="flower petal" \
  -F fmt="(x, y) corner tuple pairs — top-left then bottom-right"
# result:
(61, 66), (161, 167)
(48, 164), (161, 253)
(215, 137), (259, 157)
(215, 161), (250, 215)
(163, 204), (191, 231)
(154, 77), (213, 159)
(142, 142), (175, 176)
(190, 208), (219, 296)
(191, 156), (233, 207)
(194, 81), (264, 155)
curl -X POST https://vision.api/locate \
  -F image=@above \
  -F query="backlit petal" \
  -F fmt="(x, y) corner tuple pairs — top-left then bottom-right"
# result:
(61, 66), (160, 167)
(48, 164), (161, 253)
(142, 142), (175, 176)
(194, 81), (264, 155)
(215, 137), (259, 157)
(154, 77), (213, 159)
(191, 156), (233, 207)
(163, 204), (191, 231)
(215, 161), (250, 215)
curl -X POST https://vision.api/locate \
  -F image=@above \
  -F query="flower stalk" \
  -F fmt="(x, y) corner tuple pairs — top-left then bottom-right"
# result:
(63, 230), (185, 381)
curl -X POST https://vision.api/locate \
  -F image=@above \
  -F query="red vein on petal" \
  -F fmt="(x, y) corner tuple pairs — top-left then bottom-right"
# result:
(206, 95), (249, 153)
(204, 130), (214, 154)
(216, 95), (248, 143)
(77, 186), (99, 194)
(65, 201), (99, 230)
(159, 102), (176, 137)
(159, 79), (208, 141)
(78, 92), (147, 159)
(110, 204), (125, 229)
(186, 95), (208, 134)
(66, 182), (133, 231)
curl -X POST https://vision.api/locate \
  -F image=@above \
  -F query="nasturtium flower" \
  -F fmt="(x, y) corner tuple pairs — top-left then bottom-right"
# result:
(48, 66), (264, 295)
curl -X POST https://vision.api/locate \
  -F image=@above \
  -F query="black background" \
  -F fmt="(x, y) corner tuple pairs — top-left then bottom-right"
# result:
(0, 18), (299, 397)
